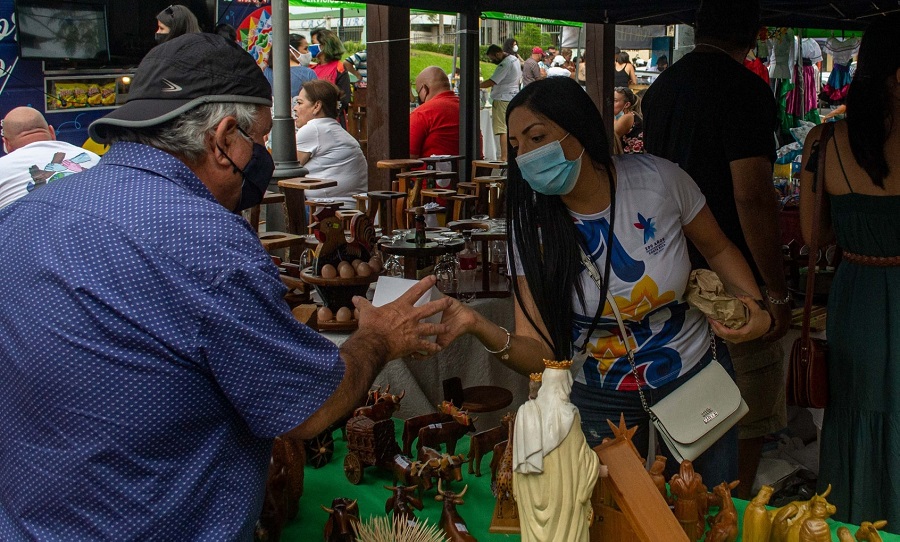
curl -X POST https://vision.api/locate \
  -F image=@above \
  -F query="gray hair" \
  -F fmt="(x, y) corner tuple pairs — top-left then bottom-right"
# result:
(102, 102), (261, 163)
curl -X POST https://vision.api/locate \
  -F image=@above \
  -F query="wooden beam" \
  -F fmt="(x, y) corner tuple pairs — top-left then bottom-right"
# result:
(585, 23), (616, 150)
(366, 5), (411, 192)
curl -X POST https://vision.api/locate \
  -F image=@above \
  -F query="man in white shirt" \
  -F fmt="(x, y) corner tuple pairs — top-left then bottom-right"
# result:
(480, 44), (521, 161)
(546, 55), (574, 78)
(0, 107), (101, 209)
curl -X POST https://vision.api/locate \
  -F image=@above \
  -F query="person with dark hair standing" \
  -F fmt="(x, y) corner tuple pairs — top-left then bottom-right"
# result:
(615, 50), (637, 87)
(311, 31), (351, 126)
(480, 44), (521, 161)
(642, 0), (790, 500)
(436, 77), (771, 487)
(155, 4), (201, 44)
(799, 13), (900, 530)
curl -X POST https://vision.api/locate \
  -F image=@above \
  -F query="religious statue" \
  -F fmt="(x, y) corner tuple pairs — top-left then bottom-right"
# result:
(669, 460), (705, 541)
(512, 360), (600, 542)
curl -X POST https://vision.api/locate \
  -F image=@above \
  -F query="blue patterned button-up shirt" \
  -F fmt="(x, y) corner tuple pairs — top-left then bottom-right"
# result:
(0, 142), (344, 541)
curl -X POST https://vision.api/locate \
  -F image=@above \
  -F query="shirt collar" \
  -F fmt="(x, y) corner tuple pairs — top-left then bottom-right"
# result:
(99, 142), (219, 205)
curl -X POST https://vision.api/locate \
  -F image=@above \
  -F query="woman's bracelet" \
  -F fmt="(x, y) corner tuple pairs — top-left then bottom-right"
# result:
(764, 288), (792, 305)
(484, 326), (512, 360)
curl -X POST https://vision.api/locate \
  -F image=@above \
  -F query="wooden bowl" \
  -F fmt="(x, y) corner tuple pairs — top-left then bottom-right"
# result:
(300, 267), (378, 310)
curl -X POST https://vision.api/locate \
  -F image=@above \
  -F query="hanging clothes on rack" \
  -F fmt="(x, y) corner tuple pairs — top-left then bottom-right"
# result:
(821, 36), (860, 103)
(782, 37), (821, 136)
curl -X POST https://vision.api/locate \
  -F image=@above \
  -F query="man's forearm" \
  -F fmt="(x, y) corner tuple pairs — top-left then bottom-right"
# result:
(736, 194), (788, 296)
(286, 329), (388, 440)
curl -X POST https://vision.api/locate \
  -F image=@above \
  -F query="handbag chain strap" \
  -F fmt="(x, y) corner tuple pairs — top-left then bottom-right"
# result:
(579, 248), (717, 420)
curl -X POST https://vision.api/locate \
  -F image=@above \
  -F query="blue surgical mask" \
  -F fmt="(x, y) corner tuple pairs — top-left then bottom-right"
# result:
(308, 43), (320, 58)
(515, 133), (584, 196)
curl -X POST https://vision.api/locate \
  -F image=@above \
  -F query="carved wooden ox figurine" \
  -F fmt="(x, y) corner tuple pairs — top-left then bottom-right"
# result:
(384, 484), (424, 525)
(468, 416), (509, 476)
(706, 481), (740, 542)
(417, 421), (472, 457)
(353, 389), (405, 421)
(414, 446), (466, 493)
(402, 402), (476, 456)
(321, 497), (359, 542)
(438, 400), (478, 428)
(436, 481), (477, 542)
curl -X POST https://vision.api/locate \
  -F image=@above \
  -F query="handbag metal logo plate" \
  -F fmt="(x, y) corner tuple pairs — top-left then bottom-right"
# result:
(702, 408), (718, 424)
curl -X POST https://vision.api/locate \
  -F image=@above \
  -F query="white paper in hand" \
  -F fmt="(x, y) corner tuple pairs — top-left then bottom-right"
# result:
(372, 276), (444, 344)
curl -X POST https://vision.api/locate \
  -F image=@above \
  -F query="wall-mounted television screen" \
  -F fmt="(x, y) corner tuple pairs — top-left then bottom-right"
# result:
(15, 0), (110, 62)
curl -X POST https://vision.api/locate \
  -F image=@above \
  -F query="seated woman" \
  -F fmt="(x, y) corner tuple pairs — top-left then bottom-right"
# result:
(613, 87), (644, 154)
(436, 77), (770, 487)
(293, 80), (368, 208)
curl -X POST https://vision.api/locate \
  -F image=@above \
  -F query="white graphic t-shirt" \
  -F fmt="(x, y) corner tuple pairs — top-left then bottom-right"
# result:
(0, 140), (101, 210)
(515, 154), (710, 391)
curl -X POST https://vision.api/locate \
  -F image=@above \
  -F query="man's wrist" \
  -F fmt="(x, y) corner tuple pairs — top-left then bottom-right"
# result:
(763, 287), (792, 305)
(341, 327), (391, 372)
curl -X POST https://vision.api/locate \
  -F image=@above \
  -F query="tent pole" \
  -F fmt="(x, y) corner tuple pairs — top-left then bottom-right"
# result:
(458, 8), (480, 182)
(269, 0), (307, 233)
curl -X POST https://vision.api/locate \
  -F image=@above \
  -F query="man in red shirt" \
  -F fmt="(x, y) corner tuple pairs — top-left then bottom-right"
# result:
(410, 66), (460, 159)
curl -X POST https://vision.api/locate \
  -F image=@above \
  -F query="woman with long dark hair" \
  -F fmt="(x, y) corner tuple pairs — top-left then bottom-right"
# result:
(437, 77), (770, 485)
(155, 5), (200, 44)
(799, 13), (900, 530)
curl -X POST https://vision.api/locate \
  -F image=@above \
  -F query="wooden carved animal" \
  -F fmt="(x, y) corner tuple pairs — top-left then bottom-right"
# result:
(435, 481), (477, 542)
(414, 447), (466, 492)
(771, 504), (799, 542)
(403, 412), (450, 456)
(387, 453), (425, 489)
(852, 520), (889, 542)
(705, 480), (740, 542)
(438, 400), (478, 429)
(255, 452), (288, 542)
(492, 412), (516, 519)
(742, 485), (774, 542)
(798, 496), (837, 542)
(777, 486), (835, 542)
(489, 440), (506, 487)
(353, 389), (405, 421)
(321, 497), (360, 542)
(468, 418), (509, 476)
(255, 436), (306, 542)
(384, 484), (423, 525)
(417, 421), (471, 457)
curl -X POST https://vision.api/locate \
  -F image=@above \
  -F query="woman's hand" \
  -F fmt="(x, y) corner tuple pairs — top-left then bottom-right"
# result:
(435, 297), (480, 349)
(709, 296), (772, 344)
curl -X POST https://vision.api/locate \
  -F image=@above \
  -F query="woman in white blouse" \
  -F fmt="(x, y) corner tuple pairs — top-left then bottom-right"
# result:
(292, 79), (368, 208)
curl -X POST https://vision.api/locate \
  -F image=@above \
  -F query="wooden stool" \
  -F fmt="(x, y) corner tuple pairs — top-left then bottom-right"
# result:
(457, 181), (478, 196)
(336, 209), (364, 231)
(450, 194), (479, 221)
(421, 154), (465, 171)
(472, 175), (506, 218)
(377, 158), (424, 176)
(248, 190), (285, 232)
(421, 188), (456, 226)
(352, 193), (369, 214)
(277, 177), (338, 236)
(394, 170), (439, 228)
(470, 159), (506, 183)
(366, 190), (405, 236)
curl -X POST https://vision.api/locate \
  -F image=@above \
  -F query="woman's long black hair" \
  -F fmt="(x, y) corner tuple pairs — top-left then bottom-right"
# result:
(505, 77), (614, 361)
(846, 13), (900, 188)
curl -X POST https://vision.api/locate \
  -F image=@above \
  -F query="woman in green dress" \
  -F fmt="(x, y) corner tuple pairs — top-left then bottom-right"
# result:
(799, 13), (900, 531)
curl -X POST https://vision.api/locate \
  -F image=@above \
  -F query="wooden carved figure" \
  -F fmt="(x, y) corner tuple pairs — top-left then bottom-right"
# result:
(647, 455), (669, 503)
(799, 496), (837, 542)
(468, 416), (510, 476)
(436, 481), (478, 542)
(778, 486), (834, 542)
(742, 485), (774, 542)
(771, 504), (799, 542)
(311, 208), (376, 274)
(705, 480), (740, 542)
(489, 440), (506, 486)
(417, 421), (471, 457)
(854, 520), (889, 542)
(387, 453), (424, 491)
(512, 361), (599, 542)
(670, 461), (705, 541)
(384, 484), (423, 525)
(413, 446), (466, 494)
(402, 412), (452, 456)
(321, 497), (360, 542)
(838, 526), (856, 542)
(354, 389), (405, 421)
(438, 400), (478, 429)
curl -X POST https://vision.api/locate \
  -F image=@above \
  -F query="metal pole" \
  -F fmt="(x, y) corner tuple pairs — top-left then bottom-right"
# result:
(269, 0), (307, 233)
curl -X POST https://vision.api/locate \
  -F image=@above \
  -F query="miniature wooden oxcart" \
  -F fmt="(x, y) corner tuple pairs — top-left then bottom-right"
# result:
(343, 416), (403, 484)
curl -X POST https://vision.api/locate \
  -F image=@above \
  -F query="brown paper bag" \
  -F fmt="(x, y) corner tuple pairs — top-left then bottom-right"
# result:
(685, 269), (748, 329)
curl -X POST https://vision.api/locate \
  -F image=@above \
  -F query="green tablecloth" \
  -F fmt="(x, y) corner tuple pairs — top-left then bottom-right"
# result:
(284, 419), (899, 541)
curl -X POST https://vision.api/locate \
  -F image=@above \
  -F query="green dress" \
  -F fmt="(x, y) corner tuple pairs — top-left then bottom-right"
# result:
(818, 193), (900, 531)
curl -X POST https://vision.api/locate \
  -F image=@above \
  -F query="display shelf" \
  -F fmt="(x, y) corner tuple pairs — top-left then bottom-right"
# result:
(43, 73), (132, 113)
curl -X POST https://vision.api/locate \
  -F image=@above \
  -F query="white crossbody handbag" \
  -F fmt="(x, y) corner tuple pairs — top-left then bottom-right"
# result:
(579, 248), (748, 463)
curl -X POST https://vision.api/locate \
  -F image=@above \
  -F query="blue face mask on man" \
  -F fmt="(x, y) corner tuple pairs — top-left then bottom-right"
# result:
(217, 127), (276, 212)
(514, 133), (584, 196)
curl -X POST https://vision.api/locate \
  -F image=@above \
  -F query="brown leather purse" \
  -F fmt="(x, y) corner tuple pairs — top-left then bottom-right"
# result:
(787, 123), (833, 409)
